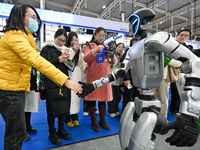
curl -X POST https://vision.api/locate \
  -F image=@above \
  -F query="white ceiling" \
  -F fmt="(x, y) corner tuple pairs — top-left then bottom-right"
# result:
(3, 0), (200, 39)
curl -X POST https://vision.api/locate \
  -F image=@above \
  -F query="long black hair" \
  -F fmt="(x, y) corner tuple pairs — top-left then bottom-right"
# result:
(90, 27), (106, 42)
(66, 31), (78, 47)
(1, 4), (42, 38)
(66, 31), (79, 65)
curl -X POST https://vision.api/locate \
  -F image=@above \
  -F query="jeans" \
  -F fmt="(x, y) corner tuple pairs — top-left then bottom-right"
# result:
(0, 90), (26, 150)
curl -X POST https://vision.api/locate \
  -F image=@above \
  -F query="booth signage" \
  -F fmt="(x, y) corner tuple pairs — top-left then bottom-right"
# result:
(0, 2), (129, 35)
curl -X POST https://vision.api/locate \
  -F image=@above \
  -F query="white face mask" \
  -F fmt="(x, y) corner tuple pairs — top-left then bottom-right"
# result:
(25, 18), (39, 33)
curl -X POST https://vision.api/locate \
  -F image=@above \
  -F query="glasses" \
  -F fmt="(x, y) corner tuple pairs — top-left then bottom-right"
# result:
(117, 46), (124, 49)
(26, 13), (40, 24)
(179, 34), (190, 37)
(98, 34), (106, 38)
(57, 38), (66, 44)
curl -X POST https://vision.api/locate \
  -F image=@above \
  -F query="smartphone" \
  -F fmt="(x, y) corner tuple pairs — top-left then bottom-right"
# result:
(74, 39), (79, 46)
(65, 48), (69, 53)
(63, 48), (69, 56)
(127, 83), (133, 89)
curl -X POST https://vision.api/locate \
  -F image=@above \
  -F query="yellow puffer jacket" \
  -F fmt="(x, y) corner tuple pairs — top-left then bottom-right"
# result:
(0, 28), (68, 91)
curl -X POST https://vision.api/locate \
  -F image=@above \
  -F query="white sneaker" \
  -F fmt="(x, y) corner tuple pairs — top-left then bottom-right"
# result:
(108, 113), (117, 118)
(95, 110), (99, 115)
(115, 111), (120, 116)
(83, 112), (89, 116)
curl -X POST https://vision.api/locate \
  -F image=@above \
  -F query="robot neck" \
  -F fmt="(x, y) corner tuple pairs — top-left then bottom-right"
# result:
(138, 30), (148, 40)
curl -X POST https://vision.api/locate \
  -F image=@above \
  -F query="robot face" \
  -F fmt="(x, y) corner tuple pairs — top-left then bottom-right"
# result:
(129, 14), (140, 35)
(129, 8), (155, 36)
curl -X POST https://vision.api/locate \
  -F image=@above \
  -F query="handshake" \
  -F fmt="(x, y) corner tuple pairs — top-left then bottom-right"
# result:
(77, 81), (95, 98)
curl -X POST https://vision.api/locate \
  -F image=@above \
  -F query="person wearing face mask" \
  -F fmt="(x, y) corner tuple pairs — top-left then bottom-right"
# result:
(83, 27), (116, 132)
(0, 4), (82, 149)
(40, 29), (74, 145)
(64, 31), (84, 127)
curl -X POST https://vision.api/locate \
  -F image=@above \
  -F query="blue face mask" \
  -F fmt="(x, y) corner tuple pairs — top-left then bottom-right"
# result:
(25, 18), (39, 34)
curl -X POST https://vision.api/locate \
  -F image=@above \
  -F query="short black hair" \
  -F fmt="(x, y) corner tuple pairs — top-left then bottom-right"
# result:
(177, 29), (191, 36)
(54, 28), (67, 39)
(1, 4), (42, 38)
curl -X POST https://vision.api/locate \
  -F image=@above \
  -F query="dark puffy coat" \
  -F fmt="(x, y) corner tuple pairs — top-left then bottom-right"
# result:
(40, 45), (71, 117)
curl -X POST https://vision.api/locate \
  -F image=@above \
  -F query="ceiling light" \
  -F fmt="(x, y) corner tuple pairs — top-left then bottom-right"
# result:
(102, 5), (106, 9)
(160, 21), (163, 24)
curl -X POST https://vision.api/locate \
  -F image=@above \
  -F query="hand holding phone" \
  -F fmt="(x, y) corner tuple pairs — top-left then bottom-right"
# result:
(63, 48), (69, 55)
(127, 83), (133, 89)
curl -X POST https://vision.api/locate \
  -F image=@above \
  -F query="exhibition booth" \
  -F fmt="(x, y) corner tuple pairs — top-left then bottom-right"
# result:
(0, 2), (129, 47)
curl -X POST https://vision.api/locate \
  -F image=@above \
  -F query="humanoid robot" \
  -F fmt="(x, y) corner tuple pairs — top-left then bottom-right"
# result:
(78, 8), (200, 150)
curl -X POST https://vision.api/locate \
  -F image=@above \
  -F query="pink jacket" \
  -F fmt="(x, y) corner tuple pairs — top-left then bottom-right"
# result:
(83, 42), (115, 101)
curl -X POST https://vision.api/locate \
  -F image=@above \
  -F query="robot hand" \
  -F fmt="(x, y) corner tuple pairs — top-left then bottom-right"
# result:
(160, 114), (199, 147)
(77, 81), (95, 98)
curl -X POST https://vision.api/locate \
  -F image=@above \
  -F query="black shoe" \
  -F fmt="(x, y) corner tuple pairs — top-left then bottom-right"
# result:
(49, 132), (62, 145)
(24, 133), (31, 141)
(58, 128), (72, 140)
(27, 125), (37, 133)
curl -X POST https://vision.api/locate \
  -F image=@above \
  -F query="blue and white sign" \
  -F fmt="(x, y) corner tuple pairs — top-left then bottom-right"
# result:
(0, 2), (129, 35)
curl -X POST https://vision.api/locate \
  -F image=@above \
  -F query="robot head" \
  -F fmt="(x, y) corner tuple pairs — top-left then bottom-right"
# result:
(129, 8), (155, 37)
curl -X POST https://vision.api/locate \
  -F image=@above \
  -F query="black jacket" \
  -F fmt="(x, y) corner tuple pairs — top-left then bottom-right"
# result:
(120, 48), (133, 84)
(40, 45), (71, 116)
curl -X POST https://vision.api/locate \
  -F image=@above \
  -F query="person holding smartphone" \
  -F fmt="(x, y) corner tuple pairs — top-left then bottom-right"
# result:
(83, 27), (116, 132)
(107, 42), (124, 118)
(64, 32), (84, 127)
(40, 29), (74, 145)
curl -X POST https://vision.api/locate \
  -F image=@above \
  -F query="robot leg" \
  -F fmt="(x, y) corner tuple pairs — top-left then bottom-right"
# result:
(119, 102), (136, 150)
(119, 102), (157, 150)
(128, 112), (157, 150)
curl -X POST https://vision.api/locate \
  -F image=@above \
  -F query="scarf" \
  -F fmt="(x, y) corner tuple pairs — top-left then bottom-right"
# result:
(42, 42), (67, 53)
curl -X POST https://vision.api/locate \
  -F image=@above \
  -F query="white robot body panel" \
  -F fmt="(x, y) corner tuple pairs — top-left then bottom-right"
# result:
(175, 73), (185, 97)
(180, 89), (200, 118)
(144, 32), (179, 55)
(119, 102), (157, 150)
(119, 102), (136, 150)
(128, 39), (164, 89)
(134, 97), (161, 116)
(128, 112), (157, 150)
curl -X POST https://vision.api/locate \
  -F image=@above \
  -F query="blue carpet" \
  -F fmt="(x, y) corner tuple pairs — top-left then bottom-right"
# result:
(0, 90), (177, 150)
(0, 99), (121, 150)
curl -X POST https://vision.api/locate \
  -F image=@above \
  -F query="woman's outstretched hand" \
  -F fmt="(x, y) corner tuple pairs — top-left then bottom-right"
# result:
(64, 79), (83, 94)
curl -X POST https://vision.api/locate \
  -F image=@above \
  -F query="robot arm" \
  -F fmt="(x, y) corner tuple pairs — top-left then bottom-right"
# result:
(144, 31), (200, 118)
(78, 48), (131, 98)
(143, 31), (199, 147)
(78, 61), (130, 98)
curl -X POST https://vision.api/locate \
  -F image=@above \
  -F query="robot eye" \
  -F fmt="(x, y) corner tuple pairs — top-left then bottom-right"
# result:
(142, 19), (148, 24)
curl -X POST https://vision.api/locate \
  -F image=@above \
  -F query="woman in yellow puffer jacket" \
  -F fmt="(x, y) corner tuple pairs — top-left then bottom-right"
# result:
(0, 4), (82, 150)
